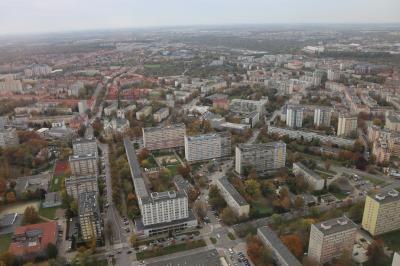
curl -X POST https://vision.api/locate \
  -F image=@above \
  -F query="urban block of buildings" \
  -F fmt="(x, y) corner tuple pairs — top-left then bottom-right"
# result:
(142, 124), (186, 151)
(216, 177), (250, 218)
(184, 132), (231, 162)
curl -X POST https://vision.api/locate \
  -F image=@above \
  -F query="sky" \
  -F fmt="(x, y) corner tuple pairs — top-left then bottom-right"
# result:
(0, 0), (400, 35)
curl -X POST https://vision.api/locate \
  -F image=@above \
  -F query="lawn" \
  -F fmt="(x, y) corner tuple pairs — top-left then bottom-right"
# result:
(251, 202), (273, 217)
(379, 229), (400, 251)
(50, 175), (65, 192)
(0, 233), (12, 253)
(331, 192), (348, 200)
(144, 64), (161, 68)
(166, 165), (179, 176)
(362, 176), (385, 186)
(39, 205), (59, 220)
(315, 166), (337, 175)
(136, 239), (206, 260)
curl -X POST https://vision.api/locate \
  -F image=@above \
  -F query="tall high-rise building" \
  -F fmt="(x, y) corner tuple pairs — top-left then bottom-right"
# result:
(124, 138), (197, 237)
(314, 107), (332, 127)
(69, 154), (98, 176)
(65, 175), (98, 199)
(327, 69), (341, 81)
(143, 124), (186, 150)
(308, 216), (357, 264)
(337, 113), (358, 137)
(72, 138), (98, 156)
(286, 105), (304, 128)
(362, 190), (400, 236)
(78, 192), (102, 241)
(235, 142), (286, 175)
(185, 132), (231, 162)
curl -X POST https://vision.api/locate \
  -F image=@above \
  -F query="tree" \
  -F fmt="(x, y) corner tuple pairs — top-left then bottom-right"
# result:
(324, 160), (332, 171)
(244, 179), (261, 198)
(130, 233), (138, 247)
(270, 213), (283, 228)
(280, 234), (303, 258)
(294, 196), (304, 210)
(193, 200), (208, 222)
(220, 207), (238, 225)
(333, 251), (356, 266)
(208, 185), (226, 211)
(138, 148), (150, 161)
(5, 191), (16, 203)
(0, 178), (6, 195)
(246, 235), (273, 266)
(22, 206), (39, 225)
(187, 187), (199, 203)
(348, 201), (364, 223)
(177, 164), (191, 179)
(367, 240), (388, 266)
(47, 243), (58, 259)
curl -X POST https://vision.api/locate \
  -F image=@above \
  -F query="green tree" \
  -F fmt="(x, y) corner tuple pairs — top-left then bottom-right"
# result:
(47, 243), (58, 259)
(22, 206), (39, 225)
(244, 179), (261, 198)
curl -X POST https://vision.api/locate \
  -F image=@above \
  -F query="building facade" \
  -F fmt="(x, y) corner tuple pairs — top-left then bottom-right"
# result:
(72, 138), (98, 156)
(69, 154), (98, 176)
(184, 132), (231, 162)
(0, 127), (19, 148)
(314, 107), (332, 127)
(216, 177), (249, 218)
(337, 114), (358, 137)
(65, 175), (98, 199)
(308, 217), (357, 264)
(286, 105), (304, 128)
(143, 124), (186, 150)
(362, 190), (400, 236)
(235, 142), (286, 175)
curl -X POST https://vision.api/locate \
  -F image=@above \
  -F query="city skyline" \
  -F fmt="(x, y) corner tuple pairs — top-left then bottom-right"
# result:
(1, 0), (400, 35)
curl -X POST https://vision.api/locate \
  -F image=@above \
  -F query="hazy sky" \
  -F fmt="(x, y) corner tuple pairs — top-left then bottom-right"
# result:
(1, 0), (400, 35)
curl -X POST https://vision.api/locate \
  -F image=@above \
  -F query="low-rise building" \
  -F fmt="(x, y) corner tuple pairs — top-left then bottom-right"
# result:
(216, 177), (249, 218)
(258, 226), (302, 266)
(8, 221), (58, 260)
(153, 108), (169, 123)
(308, 216), (357, 264)
(362, 190), (400, 236)
(136, 106), (153, 120)
(0, 127), (19, 148)
(293, 162), (324, 191)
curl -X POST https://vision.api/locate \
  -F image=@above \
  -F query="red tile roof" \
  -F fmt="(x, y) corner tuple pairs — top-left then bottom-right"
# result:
(8, 221), (58, 256)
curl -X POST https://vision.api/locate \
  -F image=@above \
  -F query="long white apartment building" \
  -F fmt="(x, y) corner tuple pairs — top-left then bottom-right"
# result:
(216, 177), (249, 217)
(229, 98), (268, 115)
(72, 137), (98, 156)
(293, 162), (324, 191)
(143, 124), (186, 150)
(124, 138), (197, 237)
(185, 132), (231, 162)
(235, 142), (286, 175)
(69, 153), (98, 176)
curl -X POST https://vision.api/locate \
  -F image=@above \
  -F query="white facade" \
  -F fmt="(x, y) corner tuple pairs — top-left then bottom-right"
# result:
(185, 132), (231, 162)
(337, 114), (358, 137)
(143, 124), (186, 150)
(286, 106), (304, 128)
(314, 107), (332, 127)
(0, 128), (19, 148)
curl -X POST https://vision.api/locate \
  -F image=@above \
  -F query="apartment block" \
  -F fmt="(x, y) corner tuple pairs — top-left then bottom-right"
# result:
(124, 138), (197, 237)
(286, 105), (304, 128)
(235, 142), (286, 175)
(385, 114), (400, 132)
(143, 124), (186, 150)
(153, 108), (169, 123)
(72, 138), (98, 156)
(216, 177), (249, 218)
(337, 113), (358, 137)
(136, 106), (153, 120)
(314, 107), (332, 127)
(0, 127), (19, 148)
(362, 190), (400, 236)
(308, 217), (357, 264)
(65, 175), (98, 199)
(229, 98), (268, 115)
(258, 226), (302, 266)
(293, 162), (324, 191)
(78, 192), (102, 241)
(69, 154), (98, 176)
(185, 132), (231, 162)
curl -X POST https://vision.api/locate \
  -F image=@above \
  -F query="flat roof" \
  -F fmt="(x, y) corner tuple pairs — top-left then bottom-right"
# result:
(258, 226), (302, 266)
(142, 123), (185, 133)
(371, 189), (400, 204)
(237, 141), (285, 152)
(146, 248), (221, 266)
(218, 177), (248, 206)
(313, 216), (357, 236)
(293, 162), (323, 181)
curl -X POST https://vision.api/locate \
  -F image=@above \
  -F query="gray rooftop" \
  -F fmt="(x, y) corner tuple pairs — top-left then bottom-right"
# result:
(258, 226), (302, 266)
(146, 248), (221, 266)
(293, 162), (323, 181)
(142, 123), (185, 133)
(69, 153), (97, 160)
(237, 141), (285, 152)
(78, 191), (100, 216)
(371, 189), (400, 204)
(73, 137), (96, 144)
(218, 177), (248, 206)
(0, 213), (18, 227)
(313, 216), (357, 236)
